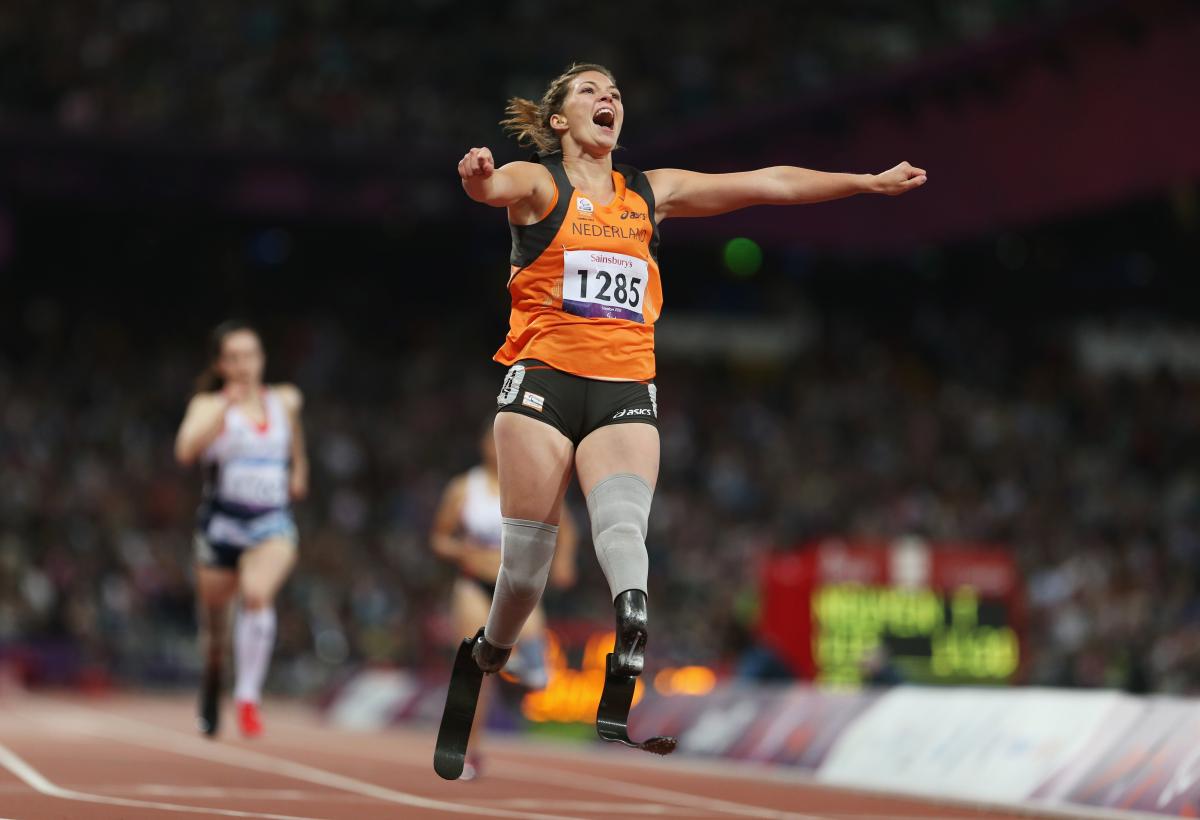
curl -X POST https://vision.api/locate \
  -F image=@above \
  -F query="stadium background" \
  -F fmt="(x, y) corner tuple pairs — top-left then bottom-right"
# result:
(1, 0), (1199, 763)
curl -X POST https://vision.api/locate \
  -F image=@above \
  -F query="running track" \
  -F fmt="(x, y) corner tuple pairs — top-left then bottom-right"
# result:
(0, 693), (1125, 820)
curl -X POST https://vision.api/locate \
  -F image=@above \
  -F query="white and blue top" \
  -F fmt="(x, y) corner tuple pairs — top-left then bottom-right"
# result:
(459, 466), (502, 549)
(198, 390), (295, 548)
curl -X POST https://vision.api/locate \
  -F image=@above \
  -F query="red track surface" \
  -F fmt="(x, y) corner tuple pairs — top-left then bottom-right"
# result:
(0, 693), (1082, 820)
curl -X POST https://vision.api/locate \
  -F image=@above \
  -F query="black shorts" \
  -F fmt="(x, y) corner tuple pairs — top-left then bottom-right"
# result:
(193, 507), (298, 571)
(193, 533), (245, 570)
(495, 360), (658, 445)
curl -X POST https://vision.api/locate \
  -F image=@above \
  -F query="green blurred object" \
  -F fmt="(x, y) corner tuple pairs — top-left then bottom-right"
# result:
(723, 237), (763, 277)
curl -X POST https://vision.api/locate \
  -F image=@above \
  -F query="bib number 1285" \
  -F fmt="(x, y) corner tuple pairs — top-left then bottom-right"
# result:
(561, 249), (648, 323)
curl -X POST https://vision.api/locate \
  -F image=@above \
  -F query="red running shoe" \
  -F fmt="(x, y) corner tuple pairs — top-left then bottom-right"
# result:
(237, 700), (263, 738)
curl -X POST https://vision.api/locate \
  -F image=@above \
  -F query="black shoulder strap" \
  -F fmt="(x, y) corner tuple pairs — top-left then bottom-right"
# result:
(616, 163), (661, 264)
(510, 152), (573, 268)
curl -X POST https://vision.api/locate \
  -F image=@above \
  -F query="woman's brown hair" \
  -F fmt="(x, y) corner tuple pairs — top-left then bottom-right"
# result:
(194, 319), (260, 394)
(500, 62), (617, 155)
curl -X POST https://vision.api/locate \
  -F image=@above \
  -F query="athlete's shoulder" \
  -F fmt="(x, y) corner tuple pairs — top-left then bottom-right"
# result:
(188, 391), (227, 411)
(440, 472), (472, 506)
(618, 163), (656, 207)
(453, 463), (488, 490)
(271, 383), (303, 413)
(500, 159), (554, 182)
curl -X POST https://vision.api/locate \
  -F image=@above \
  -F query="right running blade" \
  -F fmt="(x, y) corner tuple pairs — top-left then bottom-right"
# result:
(197, 665), (221, 738)
(596, 653), (677, 756)
(433, 633), (485, 780)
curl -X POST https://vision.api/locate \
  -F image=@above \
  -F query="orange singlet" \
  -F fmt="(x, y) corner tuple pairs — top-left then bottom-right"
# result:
(494, 152), (662, 382)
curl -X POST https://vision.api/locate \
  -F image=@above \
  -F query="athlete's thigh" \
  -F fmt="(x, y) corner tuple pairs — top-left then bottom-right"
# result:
(494, 411), (574, 524)
(574, 422), (660, 497)
(238, 537), (297, 606)
(451, 578), (492, 637)
(196, 565), (238, 609)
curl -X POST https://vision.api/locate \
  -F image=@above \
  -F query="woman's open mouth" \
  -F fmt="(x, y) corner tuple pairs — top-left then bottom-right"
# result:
(593, 107), (616, 133)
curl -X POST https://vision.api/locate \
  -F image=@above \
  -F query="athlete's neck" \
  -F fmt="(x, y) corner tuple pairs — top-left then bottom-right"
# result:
(560, 144), (615, 203)
(232, 385), (263, 406)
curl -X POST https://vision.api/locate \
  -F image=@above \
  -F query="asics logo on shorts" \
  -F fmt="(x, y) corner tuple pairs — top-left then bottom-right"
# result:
(612, 407), (654, 419)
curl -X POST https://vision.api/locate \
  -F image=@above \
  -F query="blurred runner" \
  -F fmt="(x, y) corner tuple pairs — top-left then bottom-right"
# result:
(175, 320), (308, 739)
(431, 418), (577, 779)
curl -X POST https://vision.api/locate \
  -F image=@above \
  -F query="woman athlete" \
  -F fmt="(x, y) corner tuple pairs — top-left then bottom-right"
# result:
(449, 62), (925, 753)
(175, 321), (308, 739)
(431, 419), (577, 778)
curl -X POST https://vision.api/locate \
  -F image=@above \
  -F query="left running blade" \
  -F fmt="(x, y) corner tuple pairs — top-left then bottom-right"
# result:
(434, 632), (484, 780)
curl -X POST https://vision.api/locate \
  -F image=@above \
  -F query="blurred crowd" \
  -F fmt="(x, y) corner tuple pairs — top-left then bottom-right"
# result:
(0, 0), (1081, 150)
(3, 305), (1199, 695)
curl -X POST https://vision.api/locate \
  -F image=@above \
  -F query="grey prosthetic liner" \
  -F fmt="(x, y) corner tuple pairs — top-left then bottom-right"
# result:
(588, 474), (653, 676)
(478, 517), (558, 671)
(587, 473), (652, 601)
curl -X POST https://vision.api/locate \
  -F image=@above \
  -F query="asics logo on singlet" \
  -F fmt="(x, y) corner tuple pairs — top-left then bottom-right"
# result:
(620, 210), (647, 221)
(613, 407), (653, 419)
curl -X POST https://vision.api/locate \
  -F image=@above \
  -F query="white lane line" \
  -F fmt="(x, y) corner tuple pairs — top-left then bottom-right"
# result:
(30, 699), (818, 820)
(0, 740), (325, 820)
(496, 758), (830, 820)
(460, 799), (723, 815)
(226, 712), (829, 820)
(501, 740), (1172, 820)
(133, 786), (319, 799)
(817, 816), (1005, 820)
(0, 782), (360, 802)
(38, 703), (585, 820)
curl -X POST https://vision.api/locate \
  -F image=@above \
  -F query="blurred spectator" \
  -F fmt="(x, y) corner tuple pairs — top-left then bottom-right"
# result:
(0, 0), (1082, 150)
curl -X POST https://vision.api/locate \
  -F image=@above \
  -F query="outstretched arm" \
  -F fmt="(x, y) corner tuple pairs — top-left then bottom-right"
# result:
(458, 147), (554, 223)
(646, 162), (926, 220)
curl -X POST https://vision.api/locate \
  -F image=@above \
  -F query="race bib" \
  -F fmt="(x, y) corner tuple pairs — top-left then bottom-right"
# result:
(219, 460), (288, 508)
(562, 250), (647, 323)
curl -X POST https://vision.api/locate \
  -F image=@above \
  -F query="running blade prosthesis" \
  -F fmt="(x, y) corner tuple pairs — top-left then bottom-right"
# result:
(197, 664), (221, 738)
(596, 591), (677, 756)
(433, 631), (484, 780)
(433, 628), (487, 780)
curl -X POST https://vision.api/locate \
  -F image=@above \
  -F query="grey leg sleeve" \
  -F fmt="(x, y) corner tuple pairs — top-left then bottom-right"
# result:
(483, 517), (558, 649)
(587, 473), (652, 601)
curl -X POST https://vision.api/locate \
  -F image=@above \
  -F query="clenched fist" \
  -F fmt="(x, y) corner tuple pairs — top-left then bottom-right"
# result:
(872, 161), (927, 195)
(458, 147), (495, 181)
